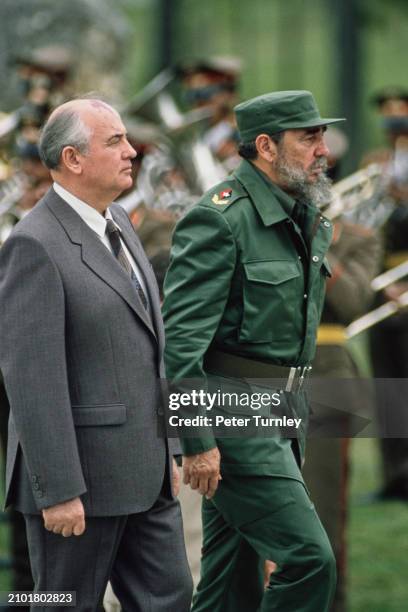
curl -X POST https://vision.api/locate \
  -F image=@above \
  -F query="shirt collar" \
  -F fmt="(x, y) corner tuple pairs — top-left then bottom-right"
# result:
(233, 160), (296, 226)
(53, 182), (121, 237)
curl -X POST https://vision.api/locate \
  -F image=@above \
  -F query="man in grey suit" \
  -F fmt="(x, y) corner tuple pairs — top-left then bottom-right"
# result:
(0, 98), (192, 611)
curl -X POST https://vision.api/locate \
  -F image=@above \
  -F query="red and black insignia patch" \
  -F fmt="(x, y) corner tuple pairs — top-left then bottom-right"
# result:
(212, 188), (233, 205)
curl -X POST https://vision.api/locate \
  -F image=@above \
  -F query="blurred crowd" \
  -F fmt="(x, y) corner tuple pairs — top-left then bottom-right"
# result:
(0, 44), (407, 612)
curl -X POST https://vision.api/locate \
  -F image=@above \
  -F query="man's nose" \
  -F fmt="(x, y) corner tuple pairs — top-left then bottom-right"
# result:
(123, 140), (137, 159)
(315, 138), (330, 158)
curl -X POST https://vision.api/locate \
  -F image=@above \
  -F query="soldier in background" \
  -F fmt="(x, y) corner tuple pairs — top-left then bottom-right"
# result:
(178, 56), (242, 172)
(0, 44), (73, 241)
(288, 128), (382, 611)
(0, 45), (74, 144)
(364, 88), (408, 501)
(0, 140), (52, 243)
(303, 220), (381, 612)
(116, 117), (179, 265)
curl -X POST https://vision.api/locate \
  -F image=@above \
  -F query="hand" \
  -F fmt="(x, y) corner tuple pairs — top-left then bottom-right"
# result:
(264, 559), (277, 588)
(42, 497), (85, 537)
(182, 447), (221, 499)
(172, 458), (181, 497)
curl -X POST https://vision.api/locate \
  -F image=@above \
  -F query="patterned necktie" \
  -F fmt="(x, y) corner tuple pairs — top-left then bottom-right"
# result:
(105, 219), (148, 310)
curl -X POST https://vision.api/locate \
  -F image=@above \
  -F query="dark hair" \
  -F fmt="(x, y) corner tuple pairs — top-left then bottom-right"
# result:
(237, 131), (284, 159)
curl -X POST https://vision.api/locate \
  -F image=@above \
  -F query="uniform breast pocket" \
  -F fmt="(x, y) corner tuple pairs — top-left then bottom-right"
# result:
(239, 259), (303, 343)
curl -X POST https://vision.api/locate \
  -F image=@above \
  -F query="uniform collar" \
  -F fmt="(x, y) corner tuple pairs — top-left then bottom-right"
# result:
(53, 182), (121, 238)
(233, 159), (296, 226)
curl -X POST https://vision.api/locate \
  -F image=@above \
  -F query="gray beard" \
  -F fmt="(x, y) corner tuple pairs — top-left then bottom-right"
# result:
(275, 153), (332, 207)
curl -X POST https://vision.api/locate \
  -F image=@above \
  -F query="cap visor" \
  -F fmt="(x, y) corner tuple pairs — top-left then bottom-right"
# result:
(290, 117), (346, 129)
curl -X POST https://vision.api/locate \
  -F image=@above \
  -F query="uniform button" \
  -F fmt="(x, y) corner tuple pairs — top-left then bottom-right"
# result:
(304, 294), (308, 299)
(323, 221), (331, 227)
(298, 255), (302, 260)
(312, 255), (319, 263)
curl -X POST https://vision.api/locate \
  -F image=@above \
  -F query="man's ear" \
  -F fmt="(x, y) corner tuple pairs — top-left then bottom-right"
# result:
(60, 146), (83, 175)
(255, 134), (278, 163)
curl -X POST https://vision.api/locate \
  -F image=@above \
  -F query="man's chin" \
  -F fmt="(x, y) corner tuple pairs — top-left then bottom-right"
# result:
(120, 176), (134, 191)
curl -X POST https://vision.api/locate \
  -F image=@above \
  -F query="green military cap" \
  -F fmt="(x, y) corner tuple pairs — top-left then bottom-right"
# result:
(234, 90), (345, 142)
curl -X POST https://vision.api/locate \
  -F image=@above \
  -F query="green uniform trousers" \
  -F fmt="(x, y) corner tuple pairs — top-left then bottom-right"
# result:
(192, 462), (336, 611)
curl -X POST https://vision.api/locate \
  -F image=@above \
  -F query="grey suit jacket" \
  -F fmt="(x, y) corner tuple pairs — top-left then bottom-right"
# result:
(0, 187), (177, 516)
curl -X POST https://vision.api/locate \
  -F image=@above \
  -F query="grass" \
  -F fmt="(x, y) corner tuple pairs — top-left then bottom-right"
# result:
(0, 512), (11, 590)
(349, 438), (408, 612)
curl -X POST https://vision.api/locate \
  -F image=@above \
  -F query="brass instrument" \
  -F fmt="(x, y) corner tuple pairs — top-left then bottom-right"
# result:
(346, 290), (408, 338)
(323, 163), (394, 228)
(0, 111), (20, 140)
(116, 187), (144, 215)
(371, 260), (408, 292)
(346, 254), (408, 336)
(123, 69), (186, 132)
(0, 171), (27, 217)
(0, 172), (29, 244)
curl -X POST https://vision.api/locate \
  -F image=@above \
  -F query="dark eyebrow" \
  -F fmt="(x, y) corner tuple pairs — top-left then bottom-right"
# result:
(304, 126), (327, 135)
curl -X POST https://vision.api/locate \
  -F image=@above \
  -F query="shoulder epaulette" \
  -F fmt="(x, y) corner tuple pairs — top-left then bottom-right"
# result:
(201, 179), (246, 211)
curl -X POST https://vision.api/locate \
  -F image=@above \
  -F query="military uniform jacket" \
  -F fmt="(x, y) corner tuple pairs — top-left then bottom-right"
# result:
(163, 160), (333, 476)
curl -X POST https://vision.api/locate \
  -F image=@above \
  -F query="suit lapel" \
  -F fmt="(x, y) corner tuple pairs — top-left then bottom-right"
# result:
(45, 189), (157, 341)
(111, 206), (165, 357)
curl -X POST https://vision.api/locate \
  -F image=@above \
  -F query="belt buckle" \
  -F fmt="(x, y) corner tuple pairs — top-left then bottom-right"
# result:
(298, 365), (312, 391)
(285, 366), (300, 392)
(285, 366), (312, 392)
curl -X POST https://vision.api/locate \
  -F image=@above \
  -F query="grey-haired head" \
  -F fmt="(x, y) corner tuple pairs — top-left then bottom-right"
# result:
(39, 108), (92, 170)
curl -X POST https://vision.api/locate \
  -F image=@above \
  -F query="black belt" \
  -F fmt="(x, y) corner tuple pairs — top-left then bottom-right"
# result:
(204, 349), (312, 392)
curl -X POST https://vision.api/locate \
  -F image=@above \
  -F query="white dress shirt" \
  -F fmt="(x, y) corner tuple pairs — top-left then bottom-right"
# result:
(53, 182), (148, 296)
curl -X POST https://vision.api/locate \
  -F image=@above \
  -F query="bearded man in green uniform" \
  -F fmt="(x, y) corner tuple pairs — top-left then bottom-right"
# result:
(163, 91), (344, 611)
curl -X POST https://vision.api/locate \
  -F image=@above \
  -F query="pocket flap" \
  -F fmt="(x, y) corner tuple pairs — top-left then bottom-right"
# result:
(244, 260), (300, 285)
(71, 404), (127, 426)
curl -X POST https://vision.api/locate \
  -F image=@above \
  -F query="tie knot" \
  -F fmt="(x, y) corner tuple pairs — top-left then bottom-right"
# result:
(105, 218), (119, 236)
